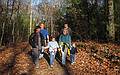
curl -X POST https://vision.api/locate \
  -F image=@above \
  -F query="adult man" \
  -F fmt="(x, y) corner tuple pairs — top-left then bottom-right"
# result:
(29, 27), (41, 68)
(61, 23), (72, 35)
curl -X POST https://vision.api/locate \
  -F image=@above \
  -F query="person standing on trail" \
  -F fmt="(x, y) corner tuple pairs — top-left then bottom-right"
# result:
(43, 36), (59, 68)
(39, 23), (49, 46)
(59, 29), (71, 65)
(29, 27), (41, 68)
(70, 42), (78, 65)
(38, 23), (49, 59)
(61, 23), (72, 36)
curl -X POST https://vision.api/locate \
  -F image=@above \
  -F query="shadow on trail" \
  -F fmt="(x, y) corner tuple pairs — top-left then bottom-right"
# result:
(43, 51), (63, 66)
(43, 51), (70, 75)
(55, 51), (63, 66)
(43, 51), (63, 67)
(55, 51), (70, 75)
(43, 52), (50, 65)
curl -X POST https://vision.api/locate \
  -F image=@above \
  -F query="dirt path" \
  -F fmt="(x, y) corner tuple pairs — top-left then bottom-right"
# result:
(33, 53), (68, 75)
(0, 42), (69, 75)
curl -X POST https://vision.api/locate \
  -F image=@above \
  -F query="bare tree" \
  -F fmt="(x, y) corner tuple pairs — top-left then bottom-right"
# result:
(36, 0), (64, 35)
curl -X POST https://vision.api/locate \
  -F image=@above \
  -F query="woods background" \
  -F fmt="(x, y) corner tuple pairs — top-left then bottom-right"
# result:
(0, 0), (120, 46)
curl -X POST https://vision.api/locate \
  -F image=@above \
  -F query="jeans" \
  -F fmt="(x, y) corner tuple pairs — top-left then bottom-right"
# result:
(61, 46), (68, 65)
(32, 48), (39, 65)
(70, 54), (75, 63)
(50, 51), (56, 65)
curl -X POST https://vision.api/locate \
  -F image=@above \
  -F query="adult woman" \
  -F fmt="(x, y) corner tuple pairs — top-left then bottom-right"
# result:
(59, 29), (71, 65)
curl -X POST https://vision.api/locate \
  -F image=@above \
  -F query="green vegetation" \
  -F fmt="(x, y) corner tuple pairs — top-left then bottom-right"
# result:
(0, 0), (120, 46)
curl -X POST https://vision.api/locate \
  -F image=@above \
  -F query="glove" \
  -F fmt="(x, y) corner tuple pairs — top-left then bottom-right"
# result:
(42, 46), (44, 49)
(58, 48), (61, 52)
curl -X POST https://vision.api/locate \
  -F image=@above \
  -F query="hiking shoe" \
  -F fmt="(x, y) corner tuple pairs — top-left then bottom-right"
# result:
(35, 64), (39, 69)
(71, 63), (74, 65)
(50, 65), (53, 68)
(62, 64), (66, 67)
(73, 62), (76, 64)
(39, 54), (43, 59)
(36, 66), (39, 69)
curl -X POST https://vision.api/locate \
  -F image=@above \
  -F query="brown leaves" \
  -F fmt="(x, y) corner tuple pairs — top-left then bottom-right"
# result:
(0, 48), (14, 72)
(66, 40), (120, 75)
(12, 52), (34, 75)
(14, 42), (31, 54)
(0, 42), (33, 75)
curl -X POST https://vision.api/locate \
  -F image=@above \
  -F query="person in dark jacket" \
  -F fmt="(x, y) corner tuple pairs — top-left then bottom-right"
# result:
(70, 42), (77, 65)
(29, 27), (41, 68)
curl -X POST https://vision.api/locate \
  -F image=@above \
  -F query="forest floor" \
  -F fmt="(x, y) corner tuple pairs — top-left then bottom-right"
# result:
(0, 41), (120, 75)
(32, 53), (68, 75)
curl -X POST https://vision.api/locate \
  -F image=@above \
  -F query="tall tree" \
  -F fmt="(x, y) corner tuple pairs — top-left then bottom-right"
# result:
(0, 0), (31, 45)
(107, 0), (115, 41)
(114, 0), (120, 42)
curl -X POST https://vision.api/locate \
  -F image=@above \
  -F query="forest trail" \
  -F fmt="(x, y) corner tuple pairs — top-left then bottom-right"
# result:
(0, 42), (68, 75)
(0, 41), (120, 75)
(32, 54), (68, 75)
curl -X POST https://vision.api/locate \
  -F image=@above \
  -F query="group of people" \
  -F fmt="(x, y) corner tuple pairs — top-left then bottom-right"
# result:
(29, 23), (77, 68)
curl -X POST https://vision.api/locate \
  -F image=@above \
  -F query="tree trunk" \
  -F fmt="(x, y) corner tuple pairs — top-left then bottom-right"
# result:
(30, 0), (32, 35)
(107, 0), (115, 41)
(51, 7), (54, 35)
(16, 0), (20, 43)
(11, 0), (15, 43)
(12, 21), (15, 43)
(0, 0), (2, 14)
(0, 23), (5, 46)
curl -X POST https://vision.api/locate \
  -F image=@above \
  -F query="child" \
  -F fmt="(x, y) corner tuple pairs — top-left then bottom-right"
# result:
(44, 36), (59, 67)
(70, 42), (77, 65)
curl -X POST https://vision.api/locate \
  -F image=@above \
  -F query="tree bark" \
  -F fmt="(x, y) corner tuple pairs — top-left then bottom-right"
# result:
(107, 0), (115, 41)
(30, 0), (32, 35)
(0, 23), (5, 46)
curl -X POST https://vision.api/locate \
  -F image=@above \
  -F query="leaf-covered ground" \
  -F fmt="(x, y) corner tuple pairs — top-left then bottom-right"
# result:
(0, 42), (68, 75)
(66, 40), (120, 75)
(0, 41), (120, 75)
